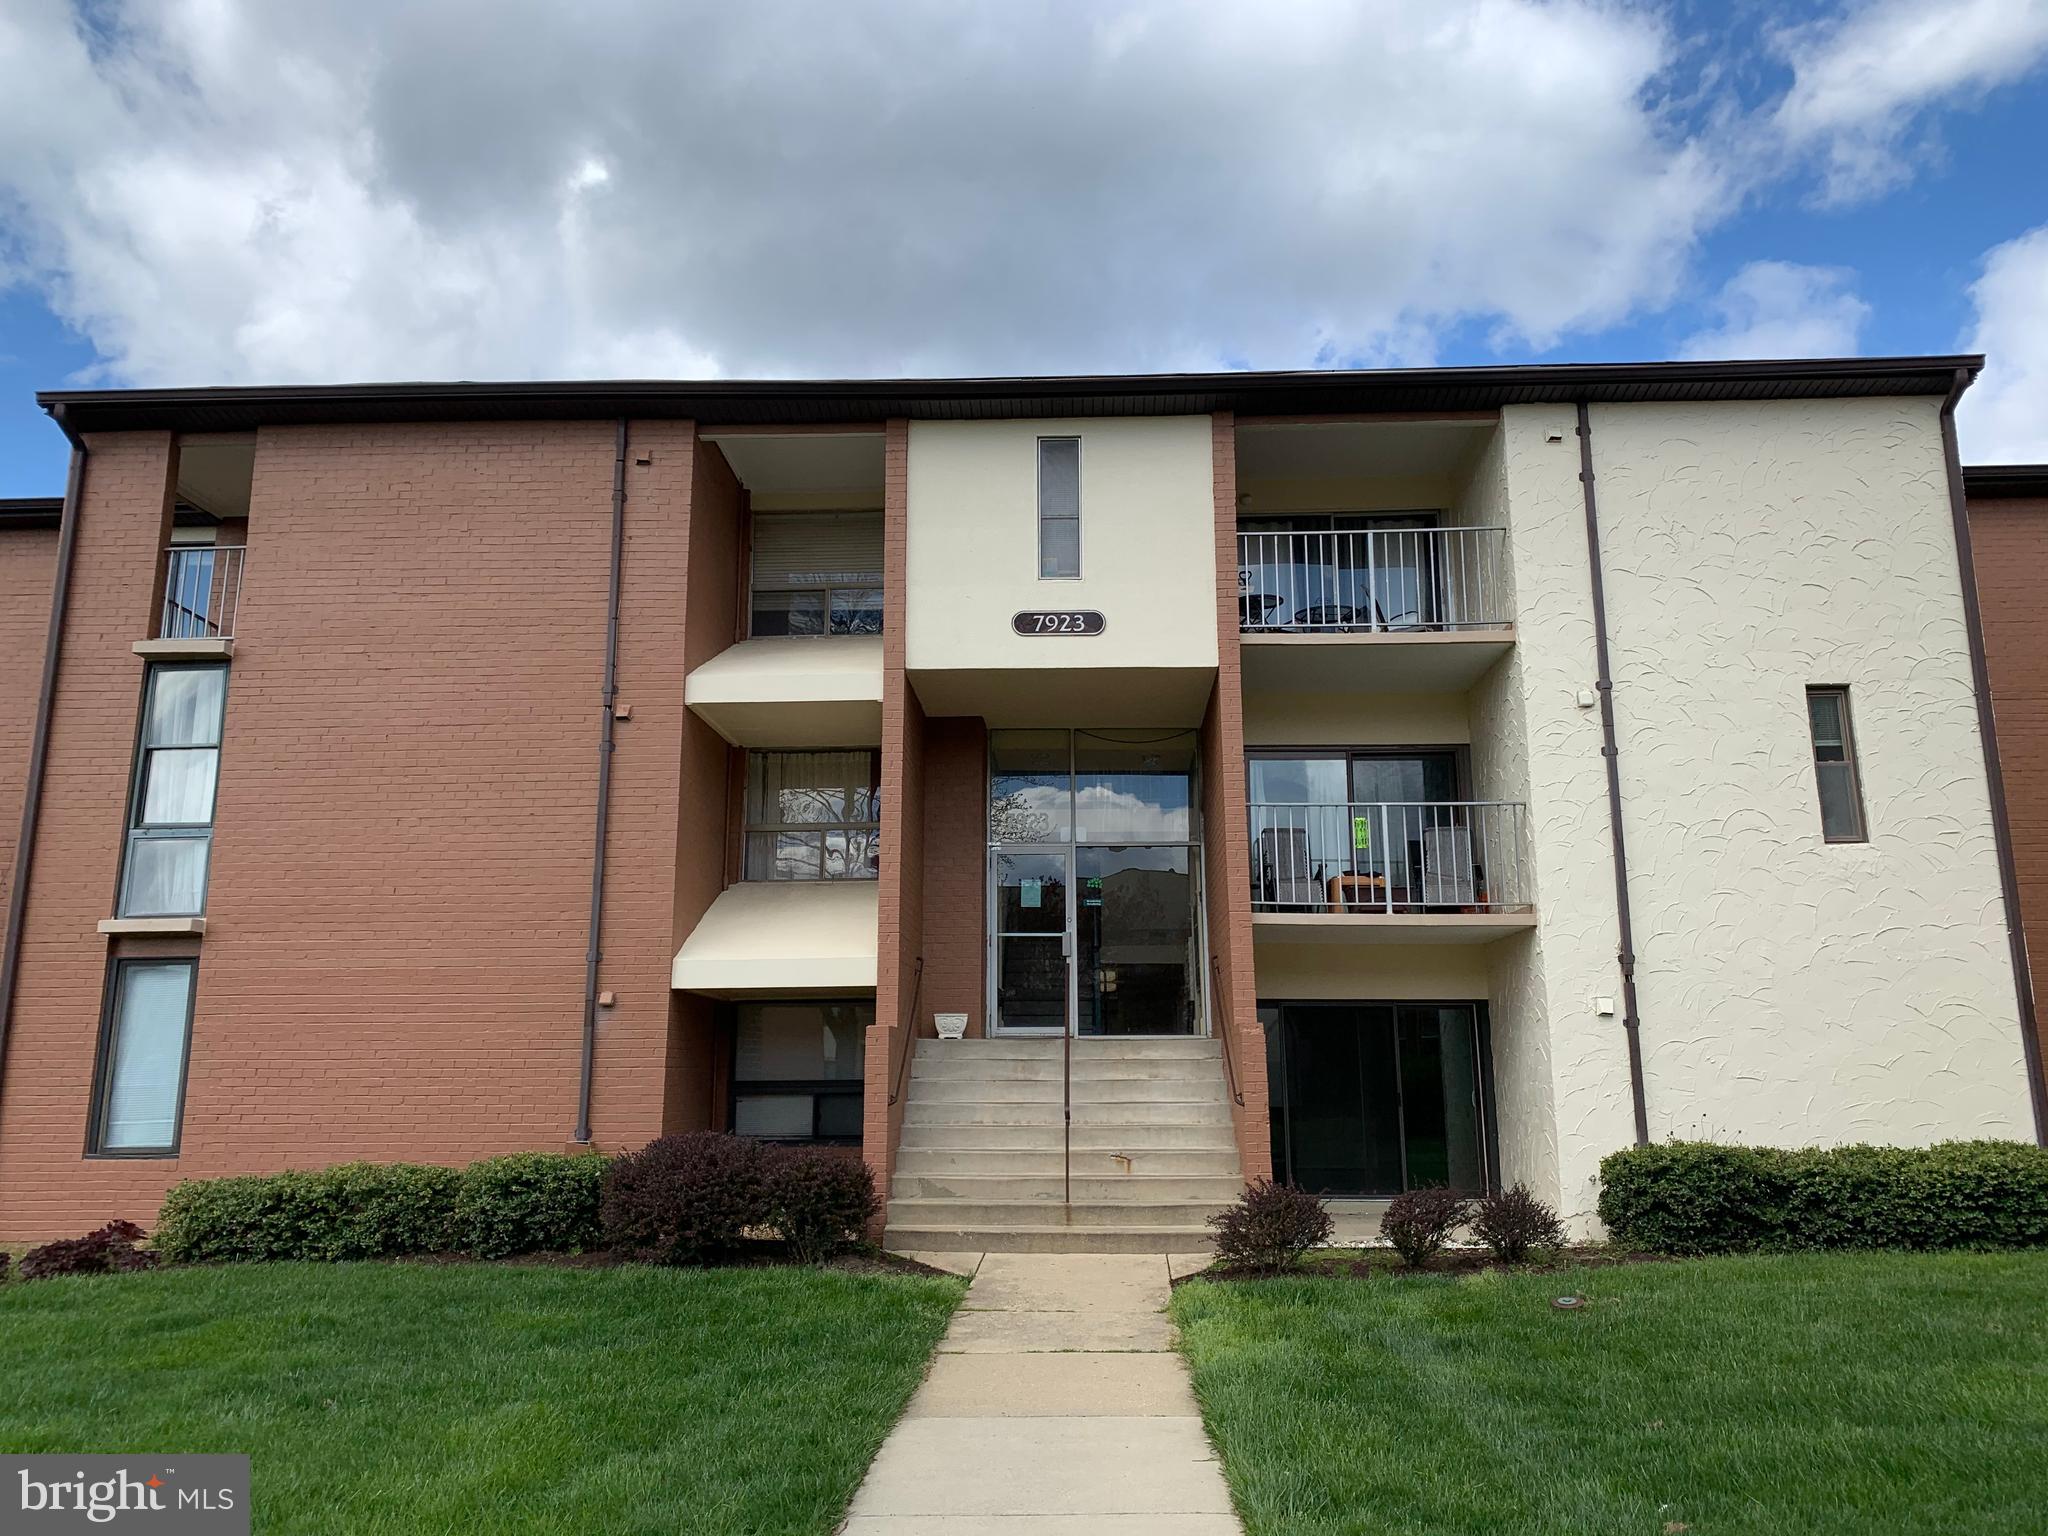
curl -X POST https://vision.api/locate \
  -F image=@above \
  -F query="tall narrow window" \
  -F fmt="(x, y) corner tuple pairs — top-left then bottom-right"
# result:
(1037, 437), (1081, 579)
(742, 750), (881, 880)
(1806, 687), (1867, 842)
(120, 664), (227, 916)
(90, 958), (197, 1155)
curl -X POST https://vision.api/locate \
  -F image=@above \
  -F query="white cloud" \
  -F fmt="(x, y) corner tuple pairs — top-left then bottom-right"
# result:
(1678, 260), (1870, 361)
(0, 0), (1727, 386)
(1773, 0), (2048, 203)
(1961, 225), (2048, 463)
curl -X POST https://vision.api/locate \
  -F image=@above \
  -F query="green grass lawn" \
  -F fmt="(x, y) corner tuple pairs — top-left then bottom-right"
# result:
(0, 1261), (963, 1535)
(1172, 1251), (2048, 1536)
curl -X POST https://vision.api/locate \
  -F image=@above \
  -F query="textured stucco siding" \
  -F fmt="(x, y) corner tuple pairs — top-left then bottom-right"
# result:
(1495, 397), (2031, 1224)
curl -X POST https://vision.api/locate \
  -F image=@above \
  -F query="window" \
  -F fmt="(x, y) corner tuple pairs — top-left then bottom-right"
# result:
(749, 511), (884, 636)
(743, 750), (881, 880)
(1037, 437), (1081, 579)
(731, 1000), (870, 1141)
(89, 959), (197, 1155)
(119, 664), (227, 916)
(1807, 687), (1867, 842)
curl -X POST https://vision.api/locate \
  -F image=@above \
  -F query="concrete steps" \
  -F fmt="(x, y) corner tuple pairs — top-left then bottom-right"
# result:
(883, 1036), (1243, 1256)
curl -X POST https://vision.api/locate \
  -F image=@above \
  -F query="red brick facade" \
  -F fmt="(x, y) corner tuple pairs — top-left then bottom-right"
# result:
(1969, 487), (2048, 1074)
(0, 422), (738, 1237)
(0, 520), (58, 939)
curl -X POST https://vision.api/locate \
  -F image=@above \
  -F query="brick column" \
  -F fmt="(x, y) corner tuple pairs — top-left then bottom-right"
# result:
(866, 419), (920, 1205)
(1203, 412), (1271, 1181)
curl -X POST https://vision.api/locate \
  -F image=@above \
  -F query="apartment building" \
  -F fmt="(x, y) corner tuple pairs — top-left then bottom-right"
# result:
(0, 359), (2040, 1248)
(1968, 464), (2048, 1088)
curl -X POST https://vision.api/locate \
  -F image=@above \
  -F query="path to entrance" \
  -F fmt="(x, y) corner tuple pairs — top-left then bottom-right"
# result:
(842, 1252), (1241, 1534)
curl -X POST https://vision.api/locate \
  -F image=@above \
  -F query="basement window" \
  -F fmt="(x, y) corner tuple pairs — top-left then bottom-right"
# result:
(731, 999), (871, 1142)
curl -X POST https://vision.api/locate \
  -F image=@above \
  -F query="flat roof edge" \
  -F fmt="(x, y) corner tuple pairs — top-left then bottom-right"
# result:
(1965, 464), (2048, 500)
(37, 356), (1983, 435)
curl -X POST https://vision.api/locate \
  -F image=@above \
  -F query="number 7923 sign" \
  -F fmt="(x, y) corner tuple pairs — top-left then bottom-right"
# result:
(1013, 610), (1106, 636)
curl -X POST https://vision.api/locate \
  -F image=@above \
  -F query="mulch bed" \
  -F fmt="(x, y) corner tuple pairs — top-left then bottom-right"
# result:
(1175, 1245), (1672, 1286)
(390, 1242), (954, 1278)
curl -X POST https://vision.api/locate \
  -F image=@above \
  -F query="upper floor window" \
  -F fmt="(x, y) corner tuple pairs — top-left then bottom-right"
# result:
(1806, 687), (1867, 842)
(1038, 438), (1081, 579)
(743, 750), (881, 880)
(119, 664), (227, 917)
(749, 511), (883, 637)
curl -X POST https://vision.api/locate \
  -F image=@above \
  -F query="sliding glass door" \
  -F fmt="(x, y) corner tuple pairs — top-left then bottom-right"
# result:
(1262, 1002), (1491, 1197)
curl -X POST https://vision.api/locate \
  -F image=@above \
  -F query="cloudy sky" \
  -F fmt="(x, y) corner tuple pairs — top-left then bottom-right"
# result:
(1, 0), (2045, 493)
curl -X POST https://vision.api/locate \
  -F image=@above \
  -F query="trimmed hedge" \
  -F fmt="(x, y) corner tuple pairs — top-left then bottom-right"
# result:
(764, 1147), (879, 1264)
(452, 1152), (607, 1258)
(1598, 1140), (2048, 1256)
(154, 1162), (462, 1264)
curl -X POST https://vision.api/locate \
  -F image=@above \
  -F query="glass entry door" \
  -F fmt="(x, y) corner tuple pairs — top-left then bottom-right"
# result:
(988, 728), (1207, 1037)
(992, 843), (1201, 1036)
(994, 849), (1069, 1034)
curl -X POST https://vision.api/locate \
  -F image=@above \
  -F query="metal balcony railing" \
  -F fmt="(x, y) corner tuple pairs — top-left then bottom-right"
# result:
(1237, 526), (1507, 632)
(1249, 800), (1530, 913)
(160, 545), (245, 641)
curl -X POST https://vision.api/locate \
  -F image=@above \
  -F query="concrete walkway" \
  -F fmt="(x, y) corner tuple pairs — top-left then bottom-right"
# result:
(841, 1253), (1242, 1535)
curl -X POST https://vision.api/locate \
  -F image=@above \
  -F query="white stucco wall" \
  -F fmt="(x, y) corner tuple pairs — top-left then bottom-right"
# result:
(1494, 395), (2033, 1225)
(904, 416), (1218, 675)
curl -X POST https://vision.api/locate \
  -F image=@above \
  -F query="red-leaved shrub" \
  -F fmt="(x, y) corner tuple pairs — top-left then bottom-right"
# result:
(600, 1133), (768, 1265)
(765, 1148), (878, 1263)
(1469, 1183), (1567, 1264)
(19, 1219), (159, 1280)
(1208, 1179), (1334, 1272)
(1381, 1186), (1470, 1268)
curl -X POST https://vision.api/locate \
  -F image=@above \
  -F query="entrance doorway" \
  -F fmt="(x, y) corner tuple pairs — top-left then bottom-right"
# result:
(987, 729), (1206, 1037)
(1261, 1001), (1495, 1196)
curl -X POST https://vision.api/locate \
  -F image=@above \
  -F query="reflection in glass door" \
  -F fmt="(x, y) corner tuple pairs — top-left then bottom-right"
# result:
(1076, 846), (1198, 1036)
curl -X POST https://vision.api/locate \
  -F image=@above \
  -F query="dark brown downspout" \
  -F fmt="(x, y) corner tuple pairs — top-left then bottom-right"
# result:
(1577, 401), (1650, 1145)
(1938, 369), (2048, 1142)
(0, 423), (88, 1090)
(575, 419), (628, 1145)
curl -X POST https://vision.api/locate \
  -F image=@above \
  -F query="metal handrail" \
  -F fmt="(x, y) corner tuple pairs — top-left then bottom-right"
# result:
(1211, 953), (1245, 1107)
(159, 545), (246, 640)
(1063, 1013), (1071, 1206)
(1248, 799), (1529, 913)
(1236, 526), (1506, 633)
(887, 955), (925, 1107)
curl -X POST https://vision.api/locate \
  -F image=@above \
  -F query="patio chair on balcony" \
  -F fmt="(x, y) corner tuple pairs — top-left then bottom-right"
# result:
(1255, 826), (1317, 909)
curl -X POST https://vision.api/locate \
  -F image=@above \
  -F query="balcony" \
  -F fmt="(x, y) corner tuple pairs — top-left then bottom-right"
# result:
(1236, 526), (1511, 692)
(134, 545), (245, 659)
(1248, 799), (1534, 943)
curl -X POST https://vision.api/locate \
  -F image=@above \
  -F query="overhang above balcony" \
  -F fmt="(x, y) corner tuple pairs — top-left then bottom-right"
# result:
(685, 635), (883, 747)
(671, 880), (879, 998)
(1239, 629), (1513, 694)
(1252, 910), (1536, 945)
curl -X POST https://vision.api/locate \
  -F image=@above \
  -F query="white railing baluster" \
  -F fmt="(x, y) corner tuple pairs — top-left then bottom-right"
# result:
(1235, 527), (1506, 634)
(1247, 799), (1529, 914)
